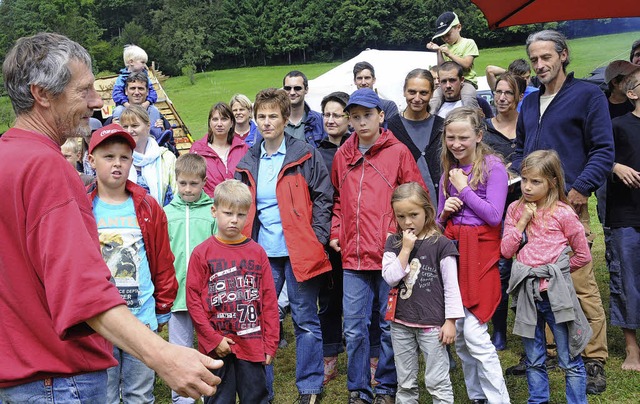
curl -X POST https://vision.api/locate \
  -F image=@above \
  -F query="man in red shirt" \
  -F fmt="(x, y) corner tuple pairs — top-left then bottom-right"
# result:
(0, 32), (221, 402)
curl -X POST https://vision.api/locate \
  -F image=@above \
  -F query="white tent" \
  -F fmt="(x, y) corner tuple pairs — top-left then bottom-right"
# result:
(305, 48), (489, 113)
(305, 49), (438, 113)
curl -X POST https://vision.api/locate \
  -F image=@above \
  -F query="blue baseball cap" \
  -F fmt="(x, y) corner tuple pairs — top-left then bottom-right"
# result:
(345, 88), (383, 112)
(433, 12), (460, 40)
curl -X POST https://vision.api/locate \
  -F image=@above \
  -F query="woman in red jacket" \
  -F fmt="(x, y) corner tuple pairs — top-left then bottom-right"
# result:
(190, 102), (248, 197)
(235, 88), (333, 403)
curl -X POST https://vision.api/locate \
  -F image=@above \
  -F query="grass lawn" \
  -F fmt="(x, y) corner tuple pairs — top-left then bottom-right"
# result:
(163, 31), (640, 141)
(162, 63), (340, 139)
(154, 198), (640, 403)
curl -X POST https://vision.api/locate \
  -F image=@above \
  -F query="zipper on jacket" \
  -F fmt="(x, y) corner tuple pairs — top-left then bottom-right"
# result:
(288, 182), (301, 217)
(185, 204), (191, 268)
(355, 160), (366, 270)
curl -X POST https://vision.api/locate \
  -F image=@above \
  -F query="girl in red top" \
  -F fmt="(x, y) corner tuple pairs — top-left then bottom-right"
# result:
(436, 107), (510, 403)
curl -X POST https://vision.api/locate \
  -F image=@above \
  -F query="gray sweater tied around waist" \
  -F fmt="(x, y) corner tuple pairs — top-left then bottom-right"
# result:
(507, 247), (592, 358)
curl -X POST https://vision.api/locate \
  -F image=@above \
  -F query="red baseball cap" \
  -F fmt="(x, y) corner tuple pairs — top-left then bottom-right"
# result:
(88, 123), (136, 154)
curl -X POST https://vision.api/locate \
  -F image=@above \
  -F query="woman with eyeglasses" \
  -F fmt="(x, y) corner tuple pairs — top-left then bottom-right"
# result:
(190, 102), (248, 197)
(483, 72), (526, 352)
(315, 91), (351, 384)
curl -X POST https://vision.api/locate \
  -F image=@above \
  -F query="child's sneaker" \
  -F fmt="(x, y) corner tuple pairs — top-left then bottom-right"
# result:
(323, 356), (338, 385)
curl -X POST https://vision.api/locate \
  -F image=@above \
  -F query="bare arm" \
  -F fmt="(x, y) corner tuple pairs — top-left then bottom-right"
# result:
(612, 162), (640, 189)
(440, 46), (474, 70)
(485, 65), (506, 91)
(87, 305), (222, 399)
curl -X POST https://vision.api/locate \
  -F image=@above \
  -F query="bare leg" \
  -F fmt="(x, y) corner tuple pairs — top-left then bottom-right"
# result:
(621, 328), (640, 371)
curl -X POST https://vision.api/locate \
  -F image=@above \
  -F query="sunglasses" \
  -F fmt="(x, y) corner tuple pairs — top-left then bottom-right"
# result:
(283, 86), (304, 92)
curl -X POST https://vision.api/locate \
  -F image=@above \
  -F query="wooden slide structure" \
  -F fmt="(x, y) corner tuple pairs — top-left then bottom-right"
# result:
(93, 66), (194, 154)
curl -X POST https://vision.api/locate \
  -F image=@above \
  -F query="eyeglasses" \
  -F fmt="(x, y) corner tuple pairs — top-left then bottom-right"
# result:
(283, 86), (304, 92)
(494, 90), (515, 98)
(631, 82), (640, 91)
(323, 113), (347, 120)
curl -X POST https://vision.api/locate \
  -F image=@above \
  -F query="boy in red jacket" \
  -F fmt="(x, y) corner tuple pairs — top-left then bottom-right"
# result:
(87, 124), (178, 403)
(187, 179), (279, 404)
(330, 88), (427, 404)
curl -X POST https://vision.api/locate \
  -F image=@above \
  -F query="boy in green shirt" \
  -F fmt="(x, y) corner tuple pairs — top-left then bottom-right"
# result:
(164, 153), (217, 404)
(427, 11), (479, 111)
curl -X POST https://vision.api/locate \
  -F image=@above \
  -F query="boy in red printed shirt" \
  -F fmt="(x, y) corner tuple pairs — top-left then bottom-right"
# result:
(187, 179), (279, 403)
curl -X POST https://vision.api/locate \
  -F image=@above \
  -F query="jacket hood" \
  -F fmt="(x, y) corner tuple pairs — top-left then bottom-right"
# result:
(340, 128), (400, 164)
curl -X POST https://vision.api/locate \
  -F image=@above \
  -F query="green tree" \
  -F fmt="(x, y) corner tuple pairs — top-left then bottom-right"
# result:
(331, 0), (390, 54)
(152, 0), (217, 78)
(0, 0), (104, 58)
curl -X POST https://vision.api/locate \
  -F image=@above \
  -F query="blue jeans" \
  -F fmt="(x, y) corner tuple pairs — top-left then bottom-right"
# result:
(266, 257), (323, 395)
(0, 371), (107, 403)
(169, 311), (196, 404)
(492, 256), (512, 334)
(343, 270), (397, 401)
(522, 296), (587, 404)
(205, 355), (269, 404)
(107, 346), (155, 403)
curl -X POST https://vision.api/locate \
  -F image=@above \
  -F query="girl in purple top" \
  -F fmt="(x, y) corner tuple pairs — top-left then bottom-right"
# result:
(437, 107), (510, 403)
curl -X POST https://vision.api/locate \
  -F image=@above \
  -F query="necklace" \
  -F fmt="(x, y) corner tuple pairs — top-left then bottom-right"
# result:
(402, 109), (429, 121)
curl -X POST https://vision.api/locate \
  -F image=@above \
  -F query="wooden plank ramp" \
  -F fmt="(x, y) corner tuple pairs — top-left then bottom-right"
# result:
(93, 68), (193, 154)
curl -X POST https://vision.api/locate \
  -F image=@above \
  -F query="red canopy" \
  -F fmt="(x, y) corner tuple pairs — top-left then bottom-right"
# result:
(471, 0), (640, 29)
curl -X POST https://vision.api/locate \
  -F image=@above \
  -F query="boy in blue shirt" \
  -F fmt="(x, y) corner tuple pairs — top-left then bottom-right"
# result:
(112, 44), (158, 115)
(164, 153), (218, 404)
(87, 124), (177, 403)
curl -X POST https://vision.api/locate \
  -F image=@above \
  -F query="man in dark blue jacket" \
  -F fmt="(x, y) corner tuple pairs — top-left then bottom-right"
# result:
(283, 70), (324, 148)
(511, 29), (614, 395)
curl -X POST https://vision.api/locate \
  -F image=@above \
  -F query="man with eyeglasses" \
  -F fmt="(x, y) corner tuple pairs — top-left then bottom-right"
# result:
(352, 61), (399, 122)
(433, 61), (477, 119)
(282, 70), (324, 147)
(511, 29), (614, 396)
